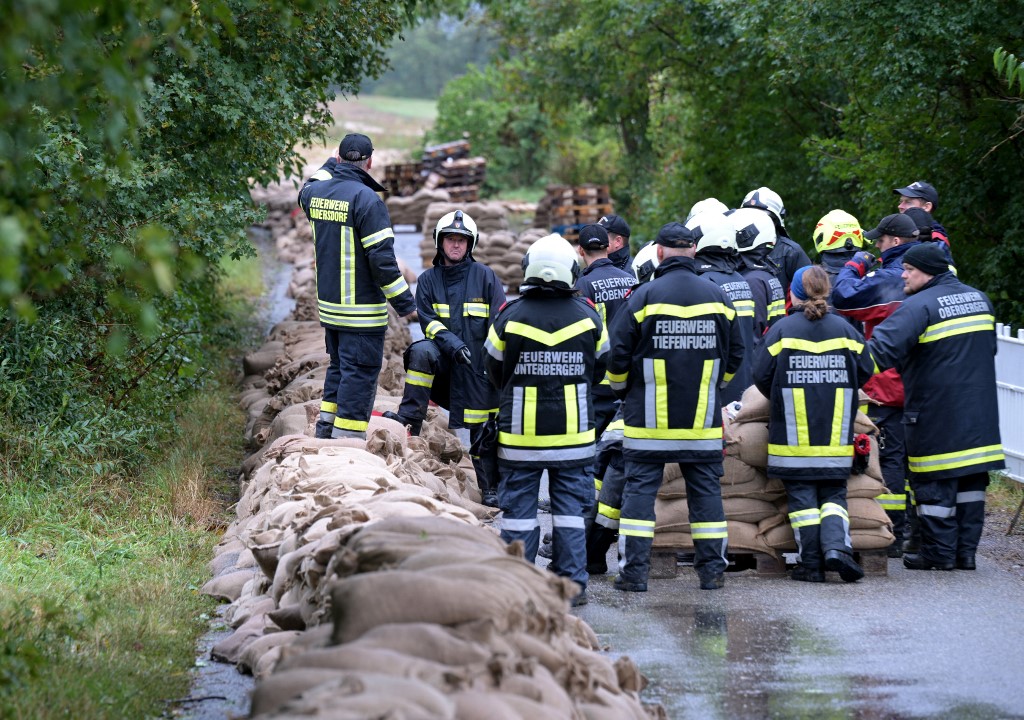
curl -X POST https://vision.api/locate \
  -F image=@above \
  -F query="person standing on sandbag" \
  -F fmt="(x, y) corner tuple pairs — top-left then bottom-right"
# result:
(867, 243), (1004, 572)
(485, 234), (608, 606)
(299, 133), (416, 440)
(382, 210), (506, 507)
(732, 207), (786, 342)
(607, 222), (745, 592)
(752, 265), (875, 583)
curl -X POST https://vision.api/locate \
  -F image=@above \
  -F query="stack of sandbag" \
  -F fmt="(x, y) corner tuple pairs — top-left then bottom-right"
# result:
(385, 188), (451, 227)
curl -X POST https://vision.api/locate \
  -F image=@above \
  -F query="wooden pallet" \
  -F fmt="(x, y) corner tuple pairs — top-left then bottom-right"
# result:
(650, 548), (889, 579)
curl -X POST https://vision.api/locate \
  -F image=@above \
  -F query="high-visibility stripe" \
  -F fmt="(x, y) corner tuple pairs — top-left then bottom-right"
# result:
(360, 227), (394, 248)
(831, 388), (852, 447)
(504, 318), (597, 346)
(485, 326), (504, 359)
(431, 303), (451, 318)
(553, 515), (585, 529)
(318, 310), (388, 328)
(334, 417), (368, 431)
(877, 493), (906, 511)
(320, 401), (338, 413)
(462, 408), (495, 424)
(620, 518), (656, 538)
(594, 477), (603, 491)
(793, 387), (810, 446)
(642, 359), (669, 429)
(564, 385), (578, 436)
(426, 320), (447, 339)
(768, 299), (786, 319)
(634, 302), (736, 323)
(406, 370), (433, 388)
(734, 299), (755, 317)
(524, 386), (537, 437)
(767, 336), (866, 357)
(956, 491), (986, 503)
(595, 513), (619, 529)
(596, 321), (610, 357)
(463, 302), (489, 317)
(624, 426), (722, 440)
(624, 437), (723, 452)
(769, 443), (853, 457)
(788, 508), (821, 528)
(498, 445), (595, 462)
(918, 314), (994, 344)
(695, 359), (719, 430)
(511, 387), (523, 435)
(598, 503), (621, 520)
(499, 429), (595, 447)
(381, 276), (409, 299)
(820, 502), (849, 521)
(608, 369), (628, 391)
(342, 226), (354, 304)
(908, 444), (1004, 473)
(502, 517), (539, 532)
(310, 169), (332, 181)
(692, 521), (728, 539)
(317, 299), (387, 312)
(918, 503), (955, 519)
(576, 382), (588, 433)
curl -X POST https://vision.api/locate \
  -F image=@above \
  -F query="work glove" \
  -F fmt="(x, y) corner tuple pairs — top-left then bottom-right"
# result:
(844, 251), (877, 278)
(454, 345), (472, 366)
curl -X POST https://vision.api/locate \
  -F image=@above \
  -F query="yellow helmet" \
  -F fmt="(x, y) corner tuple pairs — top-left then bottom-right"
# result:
(813, 209), (864, 255)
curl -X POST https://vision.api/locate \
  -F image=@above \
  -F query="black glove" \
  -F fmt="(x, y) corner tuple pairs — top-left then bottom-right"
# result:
(844, 251), (877, 278)
(454, 345), (472, 366)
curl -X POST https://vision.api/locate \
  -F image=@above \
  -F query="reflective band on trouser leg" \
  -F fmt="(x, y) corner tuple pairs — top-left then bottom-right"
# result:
(596, 503), (621, 530)
(913, 477), (958, 562)
(955, 473), (989, 557)
(332, 417), (368, 439)
(319, 401), (338, 424)
(789, 508), (821, 566)
(820, 500), (852, 552)
(405, 369), (434, 388)
(619, 518), (655, 538)
(877, 493), (906, 511)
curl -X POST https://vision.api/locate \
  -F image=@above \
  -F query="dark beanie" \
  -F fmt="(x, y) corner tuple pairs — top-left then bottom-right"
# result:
(902, 243), (949, 276)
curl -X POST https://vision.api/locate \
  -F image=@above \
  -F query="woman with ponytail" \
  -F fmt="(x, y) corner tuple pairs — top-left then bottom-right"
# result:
(752, 265), (875, 583)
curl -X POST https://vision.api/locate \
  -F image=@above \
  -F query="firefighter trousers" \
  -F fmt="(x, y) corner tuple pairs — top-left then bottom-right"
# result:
(784, 479), (853, 571)
(316, 330), (385, 439)
(868, 405), (908, 543)
(618, 460), (728, 584)
(913, 471), (988, 564)
(499, 465), (590, 589)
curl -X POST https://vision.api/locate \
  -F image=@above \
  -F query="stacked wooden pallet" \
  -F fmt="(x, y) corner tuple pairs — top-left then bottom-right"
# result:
(533, 184), (614, 242)
(422, 139), (472, 171)
(382, 162), (424, 197)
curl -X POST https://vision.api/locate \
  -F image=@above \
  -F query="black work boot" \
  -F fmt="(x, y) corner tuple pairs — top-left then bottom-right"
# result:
(903, 515), (922, 554)
(313, 420), (334, 439)
(825, 549), (864, 582)
(791, 564), (825, 583)
(381, 410), (421, 436)
(585, 525), (617, 574)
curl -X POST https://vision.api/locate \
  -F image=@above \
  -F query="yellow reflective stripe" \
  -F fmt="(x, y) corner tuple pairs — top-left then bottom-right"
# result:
(607, 418), (625, 431)
(691, 521), (728, 539)
(877, 493), (906, 510)
(564, 385), (578, 435)
(524, 386), (537, 437)
(767, 336), (866, 357)
(487, 325), (505, 351)
(768, 299), (786, 319)
(463, 303), (489, 317)
(361, 227), (394, 248)
(463, 408), (496, 422)
(334, 418), (368, 431)
(598, 503), (621, 520)
(788, 508), (820, 528)
(607, 370), (628, 383)
(594, 477), (603, 491)
(769, 443), (853, 457)
(723, 371), (735, 383)
(432, 303), (451, 318)
(597, 318), (609, 355)
(634, 301), (735, 323)
(793, 387), (809, 446)
(821, 502), (849, 520)
(426, 320), (447, 339)
(382, 276), (409, 299)
(505, 318), (597, 346)
(319, 401), (338, 413)
(318, 309), (388, 328)
(908, 444), (1004, 473)
(734, 299), (755, 317)
(654, 359), (668, 429)
(620, 518), (656, 538)
(406, 370), (433, 388)
(693, 359), (714, 430)
(831, 387), (846, 446)
(498, 429), (595, 447)
(625, 426), (722, 440)
(918, 314), (994, 344)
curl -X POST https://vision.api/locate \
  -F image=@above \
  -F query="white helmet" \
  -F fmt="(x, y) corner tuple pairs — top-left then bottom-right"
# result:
(433, 210), (478, 251)
(521, 234), (580, 290)
(687, 211), (737, 254)
(631, 242), (660, 284)
(741, 187), (786, 228)
(731, 207), (777, 253)
(686, 197), (729, 223)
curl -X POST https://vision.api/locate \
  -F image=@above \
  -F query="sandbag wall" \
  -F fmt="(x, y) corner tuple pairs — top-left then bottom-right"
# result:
(202, 184), (666, 719)
(653, 385), (895, 559)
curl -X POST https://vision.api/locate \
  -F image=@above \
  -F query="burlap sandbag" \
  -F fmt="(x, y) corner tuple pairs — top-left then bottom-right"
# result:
(727, 520), (775, 554)
(238, 629), (302, 675)
(654, 497), (689, 532)
(851, 525), (896, 550)
(847, 473), (887, 499)
(201, 568), (257, 602)
(723, 497), (779, 524)
(732, 385), (770, 423)
(725, 421), (769, 468)
(761, 519), (796, 551)
(651, 531), (691, 549)
(721, 455), (762, 486)
(339, 622), (493, 666)
(847, 497), (892, 529)
(248, 668), (347, 717)
(273, 643), (457, 687)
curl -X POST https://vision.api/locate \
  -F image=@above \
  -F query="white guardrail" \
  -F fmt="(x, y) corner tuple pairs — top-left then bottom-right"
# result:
(996, 323), (1024, 485)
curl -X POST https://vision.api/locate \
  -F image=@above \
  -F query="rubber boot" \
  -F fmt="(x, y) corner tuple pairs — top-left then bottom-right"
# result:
(902, 514), (922, 554)
(585, 525), (617, 575)
(381, 410), (422, 436)
(313, 420), (334, 439)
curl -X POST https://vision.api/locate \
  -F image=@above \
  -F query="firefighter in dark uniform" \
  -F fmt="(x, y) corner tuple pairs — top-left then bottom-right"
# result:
(691, 209), (756, 406)
(382, 210), (505, 507)
(485, 234), (608, 606)
(732, 207), (786, 341)
(598, 214), (633, 271)
(753, 265), (875, 583)
(607, 222), (745, 592)
(813, 209), (865, 288)
(299, 133), (416, 440)
(831, 212), (922, 556)
(741, 186), (811, 296)
(894, 180), (952, 248)
(867, 243), (1005, 571)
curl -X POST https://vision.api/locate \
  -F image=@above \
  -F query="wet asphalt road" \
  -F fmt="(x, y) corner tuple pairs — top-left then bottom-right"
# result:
(179, 228), (1024, 720)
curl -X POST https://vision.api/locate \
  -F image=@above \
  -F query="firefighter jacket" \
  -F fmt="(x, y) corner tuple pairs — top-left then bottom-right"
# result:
(752, 309), (874, 482)
(415, 256), (505, 426)
(608, 245), (632, 272)
(298, 159), (415, 331)
(696, 251), (756, 403)
(739, 259), (786, 340)
(867, 272), (1005, 481)
(484, 290), (609, 469)
(831, 240), (922, 407)
(576, 258), (637, 396)
(768, 235), (812, 293)
(606, 256), (745, 463)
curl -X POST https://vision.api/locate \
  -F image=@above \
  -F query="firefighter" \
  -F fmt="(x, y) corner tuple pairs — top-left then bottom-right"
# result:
(299, 133), (416, 440)
(382, 210), (505, 507)
(691, 209), (756, 406)
(752, 265), (875, 582)
(597, 214), (633, 271)
(813, 209), (865, 287)
(831, 212), (922, 556)
(867, 242), (1005, 571)
(484, 234), (608, 606)
(586, 242), (660, 575)
(741, 186), (811, 296)
(894, 180), (951, 248)
(607, 222), (745, 592)
(732, 207), (786, 341)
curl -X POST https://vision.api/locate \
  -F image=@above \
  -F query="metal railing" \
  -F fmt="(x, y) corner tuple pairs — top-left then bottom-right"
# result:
(996, 323), (1024, 532)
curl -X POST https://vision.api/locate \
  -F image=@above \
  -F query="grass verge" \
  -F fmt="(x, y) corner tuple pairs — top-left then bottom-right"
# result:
(0, 254), (261, 720)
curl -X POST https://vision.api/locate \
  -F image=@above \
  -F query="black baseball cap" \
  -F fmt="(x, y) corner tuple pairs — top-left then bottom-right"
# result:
(893, 180), (939, 208)
(598, 214), (631, 238)
(864, 213), (919, 241)
(578, 223), (609, 250)
(654, 222), (697, 248)
(339, 133), (373, 161)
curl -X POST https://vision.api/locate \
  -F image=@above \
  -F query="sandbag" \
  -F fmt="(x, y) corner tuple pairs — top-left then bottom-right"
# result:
(847, 497), (892, 529)
(851, 525), (896, 550)
(732, 385), (770, 423)
(725, 422), (769, 468)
